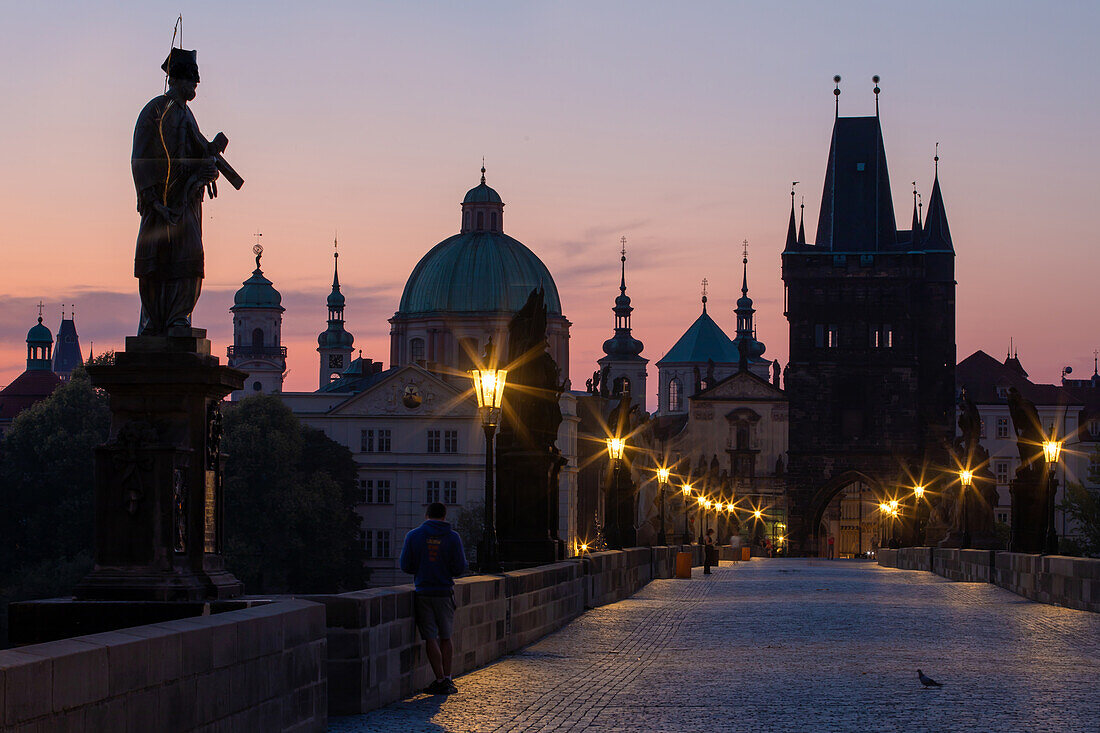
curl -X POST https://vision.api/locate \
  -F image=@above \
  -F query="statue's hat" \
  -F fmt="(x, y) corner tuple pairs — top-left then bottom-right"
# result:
(161, 48), (200, 82)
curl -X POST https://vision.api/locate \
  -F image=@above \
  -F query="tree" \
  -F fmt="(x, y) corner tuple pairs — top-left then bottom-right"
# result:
(0, 367), (107, 645)
(222, 395), (365, 593)
(1060, 482), (1100, 558)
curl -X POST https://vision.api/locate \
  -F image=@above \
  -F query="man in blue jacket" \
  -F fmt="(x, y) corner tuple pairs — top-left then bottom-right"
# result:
(399, 502), (468, 695)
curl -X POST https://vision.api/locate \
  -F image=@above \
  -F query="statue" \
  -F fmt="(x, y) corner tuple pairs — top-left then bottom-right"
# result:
(1007, 387), (1048, 552)
(937, 390), (998, 548)
(131, 48), (242, 336)
(496, 288), (567, 564)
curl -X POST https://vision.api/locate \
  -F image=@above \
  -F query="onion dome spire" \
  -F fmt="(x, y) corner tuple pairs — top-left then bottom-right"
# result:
(601, 236), (644, 359)
(25, 304), (54, 371)
(733, 241), (767, 369)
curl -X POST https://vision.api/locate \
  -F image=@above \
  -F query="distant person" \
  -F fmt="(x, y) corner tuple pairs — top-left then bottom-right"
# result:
(399, 502), (468, 695)
(828, 535), (835, 559)
(703, 528), (716, 574)
(764, 538), (773, 557)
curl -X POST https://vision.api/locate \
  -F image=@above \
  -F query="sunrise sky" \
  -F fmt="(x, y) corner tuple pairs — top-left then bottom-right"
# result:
(2, 1), (1098, 404)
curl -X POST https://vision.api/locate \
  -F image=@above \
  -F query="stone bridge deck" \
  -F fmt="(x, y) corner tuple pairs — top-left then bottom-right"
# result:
(333, 558), (1100, 732)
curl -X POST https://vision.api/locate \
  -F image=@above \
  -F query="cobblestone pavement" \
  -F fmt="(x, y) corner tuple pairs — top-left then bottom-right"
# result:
(332, 559), (1100, 732)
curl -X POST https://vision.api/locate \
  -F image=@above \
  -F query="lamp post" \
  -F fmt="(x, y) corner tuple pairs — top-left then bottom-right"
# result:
(470, 368), (507, 573)
(681, 483), (693, 545)
(606, 437), (627, 549)
(1043, 430), (1063, 555)
(912, 484), (926, 546)
(697, 496), (707, 542)
(656, 467), (671, 545)
(959, 469), (973, 550)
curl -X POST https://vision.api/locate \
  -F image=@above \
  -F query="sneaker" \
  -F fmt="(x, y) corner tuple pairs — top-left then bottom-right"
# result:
(422, 679), (447, 695)
(444, 679), (458, 694)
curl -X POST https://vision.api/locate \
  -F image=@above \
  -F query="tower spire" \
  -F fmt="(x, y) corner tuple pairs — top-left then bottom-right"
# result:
(833, 75), (841, 117)
(797, 196), (806, 245)
(873, 75), (880, 116)
(785, 183), (799, 249)
(332, 233), (340, 289)
(741, 240), (749, 297)
(700, 277), (708, 314)
(922, 143), (953, 251)
(481, 157), (486, 184)
(911, 182), (922, 237)
(619, 236), (627, 294)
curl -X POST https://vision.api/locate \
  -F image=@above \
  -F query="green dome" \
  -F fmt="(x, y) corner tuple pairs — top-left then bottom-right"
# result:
(233, 269), (284, 310)
(398, 231), (562, 316)
(27, 318), (53, 345)
(463, 182), (502, 204)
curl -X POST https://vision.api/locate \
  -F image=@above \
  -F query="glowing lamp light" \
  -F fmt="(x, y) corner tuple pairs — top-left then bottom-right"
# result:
(469, 369), (507, 410)
(913, 485), (925, 499)
(705, 499), (714, 510)
(888, 499), (899, 511)
(579, 543), (589, 553)
(959, 469), (974, 487)
(1043, 439), (1063, 464)
(657, 467), (671, 484)
(879, 502), (890, 513)
(753, 509), (763, 520)
(697, 496), (706, 507)
(682, 483), (693, 496)
(606, 437), (626, 461)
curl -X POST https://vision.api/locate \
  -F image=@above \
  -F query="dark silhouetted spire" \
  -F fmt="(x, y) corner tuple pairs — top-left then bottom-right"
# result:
(873, 75), (880, 116)
(922, 144), (953, 251)
(601, 236), (644, 359)
(797, 196), (806, 245)
(834, 75), (841, 117)
(911, 182), (922, 239)
(785, 186), (798, 250)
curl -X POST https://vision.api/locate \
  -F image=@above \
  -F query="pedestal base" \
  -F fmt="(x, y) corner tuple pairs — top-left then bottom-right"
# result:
(498, 538), (565, 568)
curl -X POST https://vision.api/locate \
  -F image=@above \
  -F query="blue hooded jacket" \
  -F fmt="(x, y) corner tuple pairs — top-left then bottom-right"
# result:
(399, 519), (468, 596)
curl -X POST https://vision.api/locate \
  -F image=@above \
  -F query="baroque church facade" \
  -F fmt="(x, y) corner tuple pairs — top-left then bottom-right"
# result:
(230, 172), (580, 585)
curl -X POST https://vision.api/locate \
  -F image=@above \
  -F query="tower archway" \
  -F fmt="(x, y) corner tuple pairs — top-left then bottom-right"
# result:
(809, 471), (890, 558)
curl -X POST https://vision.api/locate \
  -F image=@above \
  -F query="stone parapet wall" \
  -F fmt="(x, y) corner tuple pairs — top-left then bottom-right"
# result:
(314, 546), (703, 716)
(879, 547), (1100, 613)
(994, 553), (1100, 613)
(0, 599), (326, 732)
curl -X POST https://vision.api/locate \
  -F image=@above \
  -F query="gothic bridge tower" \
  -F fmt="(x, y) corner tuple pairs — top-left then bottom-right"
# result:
(781, 78), (956, 555)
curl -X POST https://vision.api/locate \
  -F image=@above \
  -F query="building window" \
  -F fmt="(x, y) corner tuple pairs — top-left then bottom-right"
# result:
(1088, 450), (1100, 484)
(995, 461), (1010, 485)
(360, 429), (373, 452)
(443, 481), (457, 504)
(491, 212), (498, 230)
(669, 378), (683, 412)
(252, 328), (264, 349)
(1088, 420), (1100, 438)
(358, 479), (392, 503)
(427, 430), (441, 453)
(979, 419), (986, 438)
(996, 511), (1010, 525)
(378, 429), (391, 452)
(426, 480), (441, 503)
(410, 338), (425, 364)
(444, 430), (458, 453)
(815, 324), (839, 348)
(614, 376), (631, 398)
(996, 417), (1010, 439)
(871, 325), (893, 348)
(252, 381), (262, 391)
(361, 529), (390, 557)
(827, 325), (838, 348)
(476, 211), (484, 229)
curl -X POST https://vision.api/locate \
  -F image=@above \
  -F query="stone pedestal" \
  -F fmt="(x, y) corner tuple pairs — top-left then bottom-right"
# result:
(497, 447), (566, 566)
(73, 329), (246, 602)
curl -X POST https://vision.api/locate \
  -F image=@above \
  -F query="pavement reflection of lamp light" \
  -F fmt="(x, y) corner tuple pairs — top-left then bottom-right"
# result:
(469, 368), (508, 572)
(656, 467), (671, 545)
(959, 469), (974, 550)
(1043, 428), (1063, 554)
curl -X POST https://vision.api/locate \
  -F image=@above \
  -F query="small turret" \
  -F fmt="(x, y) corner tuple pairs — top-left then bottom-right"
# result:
(317, 237), (355, 387)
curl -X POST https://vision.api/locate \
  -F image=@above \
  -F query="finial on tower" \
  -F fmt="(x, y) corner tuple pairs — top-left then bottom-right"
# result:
(253, 231), (263, 269)
(700, 277), (709, 312)
(873, 75), (880, 115)
(481, 157), (486, 184)
(833, 75), (841, 116)
(934, 142), (940, 176)
(36, 301), (44, 320)
(619, 236), (627, 294)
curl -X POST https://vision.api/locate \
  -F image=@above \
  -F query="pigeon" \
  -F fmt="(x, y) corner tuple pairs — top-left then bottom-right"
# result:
(918, 669), (943, 688)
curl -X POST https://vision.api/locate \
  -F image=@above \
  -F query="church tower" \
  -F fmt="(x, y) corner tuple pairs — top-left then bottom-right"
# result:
(731, 242), (770, 380)
(229, 241), (286, 399)
(317, 240), (354, 387)
(52, 305), (83, 381)
(597, 237), (647, 410)
(781, 78), (956, 555)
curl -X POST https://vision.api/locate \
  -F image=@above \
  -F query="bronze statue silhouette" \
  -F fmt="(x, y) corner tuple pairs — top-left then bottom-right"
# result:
(131, 48), (242, 336)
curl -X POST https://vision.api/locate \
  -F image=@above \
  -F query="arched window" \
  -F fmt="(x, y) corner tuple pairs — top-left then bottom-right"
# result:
(490, 212), (498, 230)
(669, 378), (683, 412)
(410, 338), (426, 364)
(464, 211), (471, 230)
(251, 328), (264, 349)
(476, 211), (484, 230)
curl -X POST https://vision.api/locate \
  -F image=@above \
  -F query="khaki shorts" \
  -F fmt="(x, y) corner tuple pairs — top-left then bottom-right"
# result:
(415, 593), (455, 640)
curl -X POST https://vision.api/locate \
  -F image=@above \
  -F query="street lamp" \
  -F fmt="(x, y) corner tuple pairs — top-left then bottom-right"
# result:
(1043, 429), (1063, 555)
(681, 483), (693, 544)
(469, 368), (507, 572)
(606, 436), (628, 549)
(912, 484), (926, 547)
(656, 467), (671, 545)
(959, 469), (974, 550)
